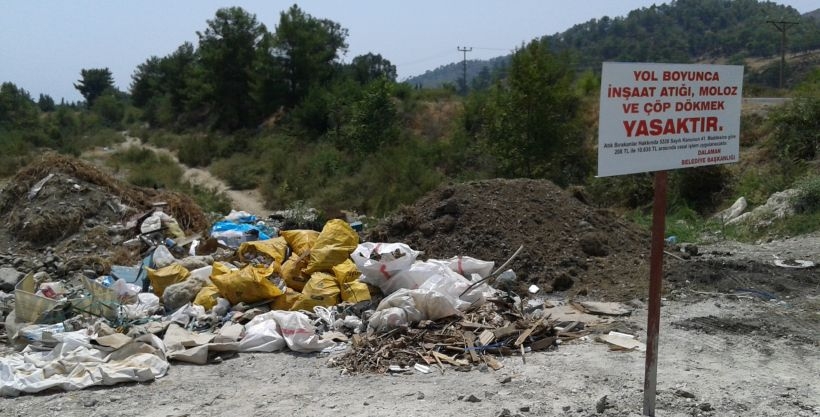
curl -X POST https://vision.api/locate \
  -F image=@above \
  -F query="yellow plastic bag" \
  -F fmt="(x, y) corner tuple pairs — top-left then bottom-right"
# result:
(280, 253), (310, 292)
(340, 281), (371, 303)
(210, 264), (282, 305)
(147, 264), (191, 297)
(303, 220), (359, 274)
(211, 261), (236, 277)
(270, 287), (301, 311)
(238, 237), (288, 267)
(290, 272), (340, 311)
(280, 229), (320, 256)
(332, 259), (361, 284)
(194, 285), (221, 311)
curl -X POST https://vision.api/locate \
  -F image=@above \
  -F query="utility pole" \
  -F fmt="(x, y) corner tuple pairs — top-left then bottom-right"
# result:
(457, 46), (472, 94)
(766, 20), (799, 89)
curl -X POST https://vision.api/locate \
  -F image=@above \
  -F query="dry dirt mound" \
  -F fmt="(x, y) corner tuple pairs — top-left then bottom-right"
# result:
(367, 178), (651, 300)
(0, 153), (207, 259)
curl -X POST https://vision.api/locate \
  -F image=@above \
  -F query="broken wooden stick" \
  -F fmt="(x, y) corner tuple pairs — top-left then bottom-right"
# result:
(460, 244), (524, 297)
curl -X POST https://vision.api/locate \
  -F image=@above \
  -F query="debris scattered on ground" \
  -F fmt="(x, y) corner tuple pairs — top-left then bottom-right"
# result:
(0, 154), (817, 416)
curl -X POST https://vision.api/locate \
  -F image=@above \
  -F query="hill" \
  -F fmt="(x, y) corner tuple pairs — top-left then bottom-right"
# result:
(406, 0), (820, 88)
(405, 56), (509, 89)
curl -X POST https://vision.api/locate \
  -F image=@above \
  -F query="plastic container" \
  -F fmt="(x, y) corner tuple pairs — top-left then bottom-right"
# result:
(15, 274), (61, 323)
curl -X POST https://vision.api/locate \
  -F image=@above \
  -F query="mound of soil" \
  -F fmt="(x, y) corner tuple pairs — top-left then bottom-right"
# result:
(0, 153), (208, 272)
(367, 179), (652, 300)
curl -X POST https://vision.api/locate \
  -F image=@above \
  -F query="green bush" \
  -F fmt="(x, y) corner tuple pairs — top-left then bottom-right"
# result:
(732, 165), (798, 206)
(109, 147), (183, 189)
(210, 153), (267, 190)
(177, 134), (216, 167)
(629, 206), (707, 244)
(669, 165), (731, 214)
(179, 183), (232, 215)
(586, 174), (654, 208)
(793, 175), (820, 214)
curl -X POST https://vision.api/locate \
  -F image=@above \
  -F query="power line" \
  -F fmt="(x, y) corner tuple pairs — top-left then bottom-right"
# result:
(766, 19), (800, 89)
(457, 46), (472, 93)
(471, 47), (512, 52)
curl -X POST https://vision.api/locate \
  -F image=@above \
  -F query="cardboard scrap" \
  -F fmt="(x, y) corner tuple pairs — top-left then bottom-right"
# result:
(598, 331), (646, 352)
(577, 301), (633, 316)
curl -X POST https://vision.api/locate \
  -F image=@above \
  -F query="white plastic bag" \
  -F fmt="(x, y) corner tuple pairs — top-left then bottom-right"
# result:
(409, 289), (462, 320)
(367, 307), (409, 333)
(352, 242), (419, 293)
(367, 288), (462, 334)
(445, 256), (494, 278)
(418, 260), (486, 307)
(239, 312), (286, 352)
(152, 245), (176, 269)
(188, 266), (213, 282)
(168, 303), (206, 327)
(269, 311), (334, 352)
(110, 279), (141, 304)
(358, 257), (437, 295)
(376, 289), (424, 322)
(123, 292), (161, 320)
(140, 213), (162, 234)
(224, 210), (255, 223)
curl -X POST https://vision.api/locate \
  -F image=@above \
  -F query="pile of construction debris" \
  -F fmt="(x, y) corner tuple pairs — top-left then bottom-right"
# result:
(0, 155), (647, 397)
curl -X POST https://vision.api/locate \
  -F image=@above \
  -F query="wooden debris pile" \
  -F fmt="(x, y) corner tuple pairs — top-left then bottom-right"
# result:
(331, 301), (590, 374)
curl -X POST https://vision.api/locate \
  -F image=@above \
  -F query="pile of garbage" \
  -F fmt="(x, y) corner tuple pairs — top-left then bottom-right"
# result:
(0, 153), (207, 270)
(2, 200), (575, 396)
(0, 157), (647, 397)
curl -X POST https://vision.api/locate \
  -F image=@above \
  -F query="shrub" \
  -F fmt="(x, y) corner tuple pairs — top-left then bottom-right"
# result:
(793, 175), (820, 214)
(210, 153), (267, 190)
(669, 165), (731, 214)
(177, 134), (215, 167)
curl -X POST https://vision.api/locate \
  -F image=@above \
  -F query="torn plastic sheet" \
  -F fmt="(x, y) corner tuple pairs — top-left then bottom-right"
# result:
(0, 331), (168, 397)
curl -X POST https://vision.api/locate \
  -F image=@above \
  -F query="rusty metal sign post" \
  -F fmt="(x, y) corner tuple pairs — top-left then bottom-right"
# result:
(642, 171), (667, 416)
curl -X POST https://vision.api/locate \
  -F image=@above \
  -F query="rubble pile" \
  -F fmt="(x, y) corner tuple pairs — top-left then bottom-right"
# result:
(368, 179), (651, 300)
(0, 156), (648, 397)
(0, 153), (207, 275)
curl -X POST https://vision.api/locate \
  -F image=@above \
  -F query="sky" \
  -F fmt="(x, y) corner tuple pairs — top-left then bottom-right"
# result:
(1, 0), (817, 102)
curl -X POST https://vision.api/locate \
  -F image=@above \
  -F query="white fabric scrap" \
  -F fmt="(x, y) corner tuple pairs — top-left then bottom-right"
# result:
(0, 331), (168, 397)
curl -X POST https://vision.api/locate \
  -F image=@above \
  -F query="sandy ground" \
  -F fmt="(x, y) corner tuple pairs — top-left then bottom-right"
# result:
(2, 293), (817, 417)
(3, 230), (819, 416)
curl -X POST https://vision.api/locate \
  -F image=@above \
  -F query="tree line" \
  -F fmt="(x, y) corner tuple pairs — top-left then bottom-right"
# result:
(3, 2), (818, 218)
(129, 5), (396, 135)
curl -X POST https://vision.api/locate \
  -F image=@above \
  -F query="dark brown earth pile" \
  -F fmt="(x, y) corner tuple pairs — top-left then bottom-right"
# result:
(367, 178), (652, 300)
(0, 153), (207, 276)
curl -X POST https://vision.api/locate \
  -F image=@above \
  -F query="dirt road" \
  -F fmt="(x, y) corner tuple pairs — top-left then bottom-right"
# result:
(87, 134), (268, 216)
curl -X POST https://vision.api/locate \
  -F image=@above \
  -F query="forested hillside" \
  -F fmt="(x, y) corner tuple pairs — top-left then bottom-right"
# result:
(408, 0), (820, 88)
(2, 1), (820, 241)
(406, 56), (509, 90)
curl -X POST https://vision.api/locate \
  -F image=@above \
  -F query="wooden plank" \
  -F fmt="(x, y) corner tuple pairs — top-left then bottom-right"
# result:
(483, 355), (504, 370)
(556, 321), (579, 334)
(530, 336), (557, 351)
(460, 321), (495, 330)
(478, 329), (495, 346)
(514, 315), (549, 347)
(493, 325), (520, 340)
(431, 351), (469, 366)
(463, 331), (479, 363)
